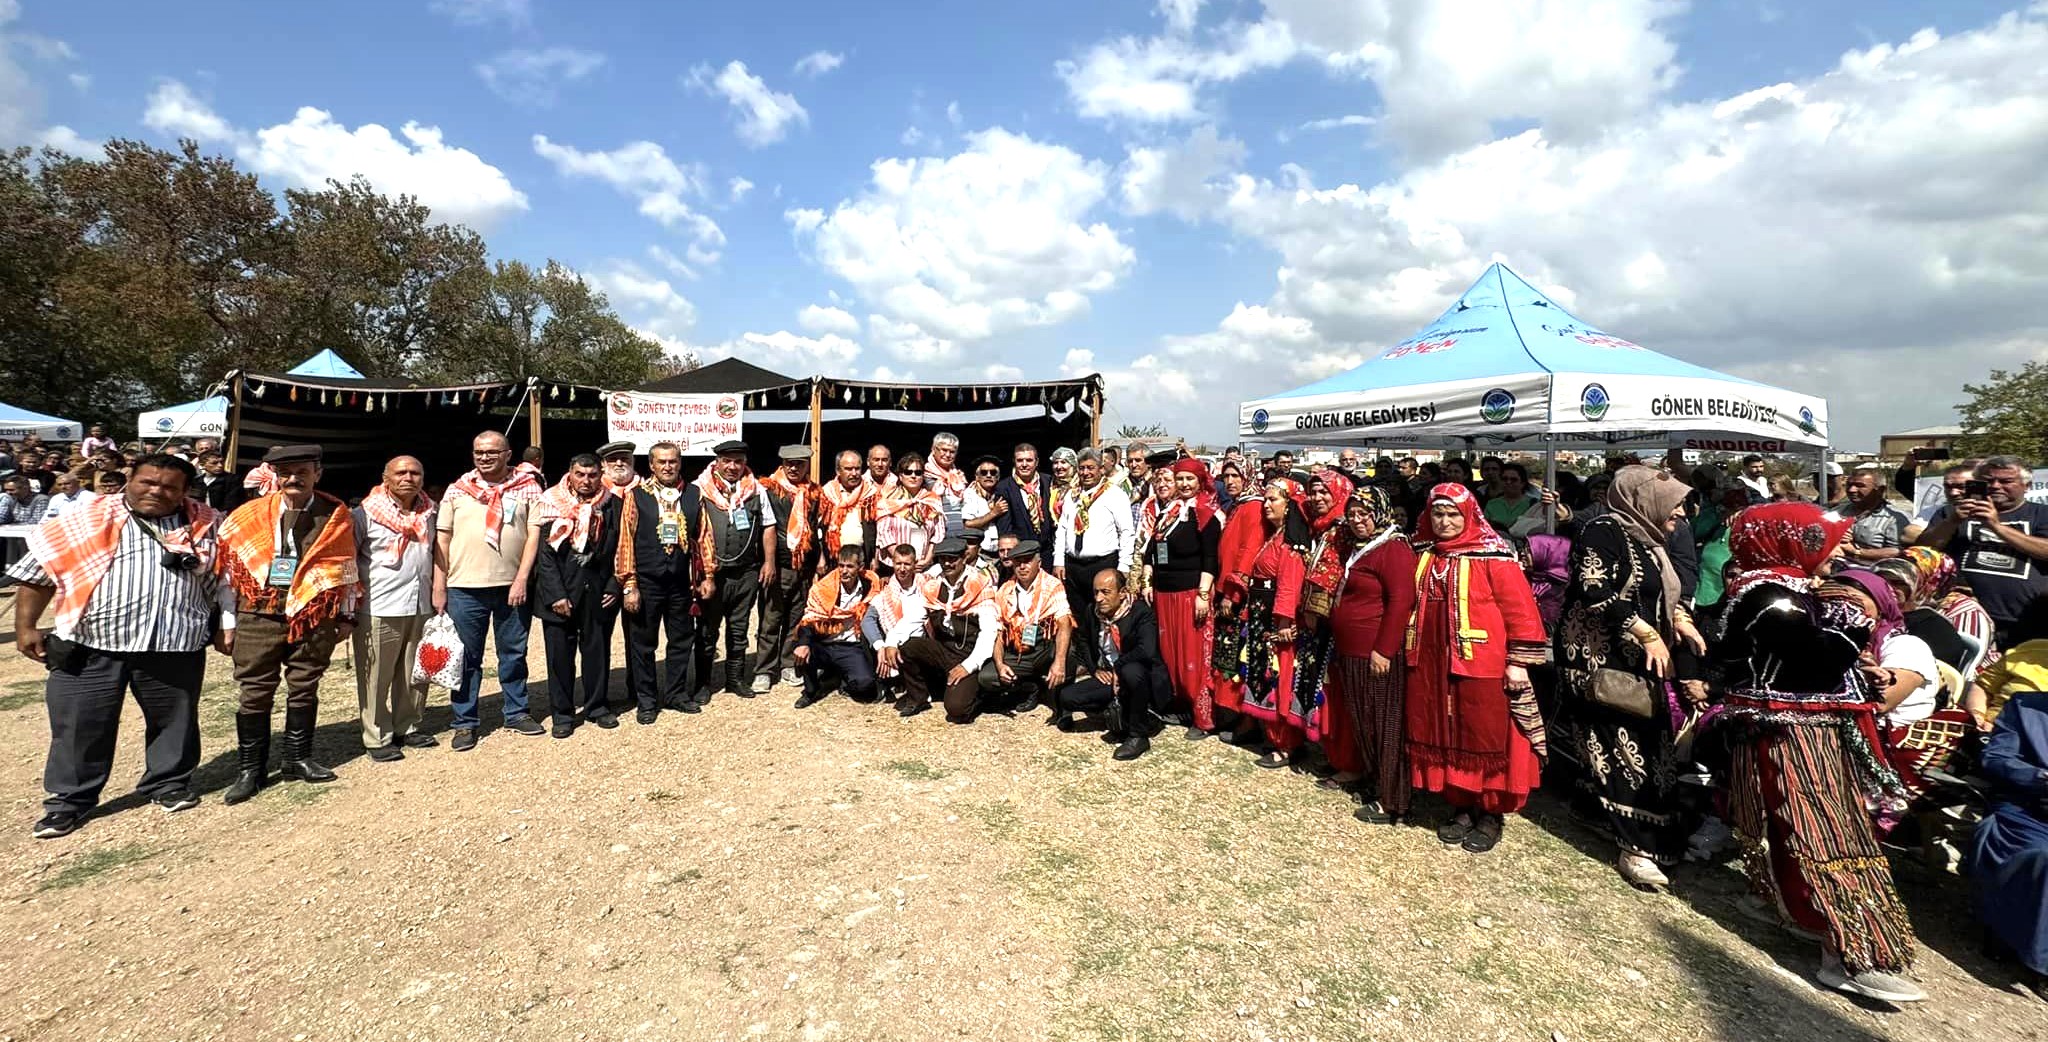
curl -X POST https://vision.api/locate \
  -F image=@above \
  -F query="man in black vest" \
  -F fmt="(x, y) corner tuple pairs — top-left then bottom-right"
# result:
(532, 453), (624, 738)
(753, 444), (818, 693)
(692, 440), (777, 702)
(994, 443), (1057, 567)
(617, 441), (701, 723)
(1055, 568), (1169, 760)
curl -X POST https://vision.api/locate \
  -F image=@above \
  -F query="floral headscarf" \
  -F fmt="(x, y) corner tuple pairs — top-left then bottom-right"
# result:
(1306, 470), (1354, 535)
(1900, 545), (1959, 603)
(1417, 482), (1514, 557)
(1726, 501), (1853, 602)
(1826, 568), (1906, 653)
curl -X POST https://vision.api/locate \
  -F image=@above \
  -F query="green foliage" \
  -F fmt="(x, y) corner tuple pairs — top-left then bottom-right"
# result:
(1956, 361), (2048, 463)
(0, 138), (684, 432)
(1116, 423), (1168, 438)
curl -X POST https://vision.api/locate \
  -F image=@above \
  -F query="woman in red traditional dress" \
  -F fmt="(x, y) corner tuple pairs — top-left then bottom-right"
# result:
(1213, 478), (1324, 768)
(1314, 485), (1419, 823)
(1147, 458), (1224, 737)
(1405, 482), (1549, 853)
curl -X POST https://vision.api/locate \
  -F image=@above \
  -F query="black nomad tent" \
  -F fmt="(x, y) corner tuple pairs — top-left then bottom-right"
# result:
(223, 357), (1106, 494)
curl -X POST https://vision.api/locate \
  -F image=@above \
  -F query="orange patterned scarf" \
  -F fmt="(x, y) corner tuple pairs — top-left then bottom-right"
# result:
(801, 568), (875, 636)
(26, 494), (220, 638)
(217, 491), (358, 639)
(818, 476), (874, 555)
(360, 485), (435, 566)
(761, 470), (817, 559)
(997, 569), (1069, 650)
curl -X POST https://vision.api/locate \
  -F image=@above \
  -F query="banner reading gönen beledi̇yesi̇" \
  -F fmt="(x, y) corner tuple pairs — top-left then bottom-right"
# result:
(606, 391), (744, 455)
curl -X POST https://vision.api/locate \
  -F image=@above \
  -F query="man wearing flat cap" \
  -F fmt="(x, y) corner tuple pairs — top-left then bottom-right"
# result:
(616, 441), (701, 723)
(880, 536), (997, 723)
(981, 538), (1072, 714)
(593, 441), (640, 704)
(690, 440), (778, 702)
(753, 444), (819, 693)
(216, 445), (358, 803)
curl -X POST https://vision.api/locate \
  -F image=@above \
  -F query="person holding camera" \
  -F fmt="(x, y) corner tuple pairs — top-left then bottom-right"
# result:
(1917, 455), (2048, 648)
(216, 445), (359, 804)
(9, 454), (225, 839)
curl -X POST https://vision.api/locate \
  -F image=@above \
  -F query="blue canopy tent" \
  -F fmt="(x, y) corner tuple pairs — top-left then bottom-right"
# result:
(1239, 262), (1829, 461)
(0, 402), (81, 442)
(139, 349), (365, 440)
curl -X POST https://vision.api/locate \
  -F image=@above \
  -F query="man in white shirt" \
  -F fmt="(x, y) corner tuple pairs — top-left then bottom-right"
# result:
(1052, 448), (1134, 650)
(980, 539), (1072, 714)
(351, 456), (438, 761)
(40, 472), (96, 521)
(861, 542), (924, 695)
(880, 537), (997, 722)
(926, 432), (970, 540)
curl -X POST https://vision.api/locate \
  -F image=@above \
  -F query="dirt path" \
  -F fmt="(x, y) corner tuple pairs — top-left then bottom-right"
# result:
(0, 609), (2040, 1041)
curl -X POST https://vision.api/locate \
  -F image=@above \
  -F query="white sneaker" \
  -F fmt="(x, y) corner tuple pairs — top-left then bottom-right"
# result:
(751, 674), (772, 695)
(1618, 852), (1670, 889)
(1818, 952), (1927, 1004)
(780, 668), (801, 688)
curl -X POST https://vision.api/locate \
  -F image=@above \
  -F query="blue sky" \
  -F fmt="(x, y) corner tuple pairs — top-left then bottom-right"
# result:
(5, 0), (2046, 449)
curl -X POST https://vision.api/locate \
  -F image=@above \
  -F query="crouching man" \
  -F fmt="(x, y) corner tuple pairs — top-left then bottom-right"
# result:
(793, 545), (878, 708)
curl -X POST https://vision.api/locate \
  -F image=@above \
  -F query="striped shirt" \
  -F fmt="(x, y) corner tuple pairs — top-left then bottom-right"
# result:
(6, 512), (219, 653)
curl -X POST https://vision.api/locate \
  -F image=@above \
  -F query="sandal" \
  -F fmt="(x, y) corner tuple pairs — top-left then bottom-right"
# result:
(1436, 811), (1474, 845)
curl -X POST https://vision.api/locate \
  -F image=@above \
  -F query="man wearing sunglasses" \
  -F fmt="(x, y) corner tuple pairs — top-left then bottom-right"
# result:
(1919, 454), (2048, 647)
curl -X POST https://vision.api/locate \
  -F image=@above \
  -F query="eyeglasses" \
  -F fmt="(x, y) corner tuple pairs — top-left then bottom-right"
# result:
(976, 468), (1000, 476)
(901, 469), (924, 477)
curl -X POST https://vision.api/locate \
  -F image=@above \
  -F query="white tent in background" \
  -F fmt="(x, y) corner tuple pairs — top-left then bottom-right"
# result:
(0, 402), (82, 441)
(139, 349), (366, 440)
(1239, 263), (1829, 458)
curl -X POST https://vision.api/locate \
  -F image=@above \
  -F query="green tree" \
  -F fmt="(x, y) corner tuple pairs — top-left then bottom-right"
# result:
(1117, 423), (1168, 438)
(429, 260), (671, 387)
(1956, 362), (2048, 462)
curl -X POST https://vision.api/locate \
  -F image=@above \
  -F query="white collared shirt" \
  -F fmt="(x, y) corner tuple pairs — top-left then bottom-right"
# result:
(1053, 481), (1135, 571)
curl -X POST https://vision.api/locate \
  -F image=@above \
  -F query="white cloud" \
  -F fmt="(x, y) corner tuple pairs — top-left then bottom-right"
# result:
(144, 80), (528, 229)
(0, 5), (89, 152)
(790, 128), (1135, 344)
(645, 244), (698, 280)
(1099, 9), (2048, 449)
(1060, 0), (1681, 156)
(728, 175), (754, 201)
(792, 50), (843, 77)
(67, 72), (87, 91)
(798, 304), (860, 337)
(686, 60), (808, 147)
(142, 80), (233, 140)
(587, 261), (697, 340)
(1119, 124), (1245, 218)
(38, 123), (99, 158)
(700, 329), (862, 374)
(945, 101), (962, 126)
(476, 47), (605, 106)
(1297, 114), (1374, 133)
(429, 0), (530, 28)
(531, 135), (726, 261)
(865, 314), (959, 365)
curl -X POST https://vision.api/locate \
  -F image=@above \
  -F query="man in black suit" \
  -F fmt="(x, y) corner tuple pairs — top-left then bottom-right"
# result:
(993, 442), (1056, 567)
(532, 453), (624, 738)
(1055, 567), (1169, 760)
(616, 441), (700, 724)
(192, 452), (239, 511)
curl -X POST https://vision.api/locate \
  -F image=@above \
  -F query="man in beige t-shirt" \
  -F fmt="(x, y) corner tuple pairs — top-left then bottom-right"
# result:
(433, 432), (546, 750)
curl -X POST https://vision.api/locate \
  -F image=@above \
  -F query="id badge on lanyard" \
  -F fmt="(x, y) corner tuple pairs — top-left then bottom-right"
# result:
(658, 514), (681, 546)
(1154, 539), (1170, 566)
(267, 556), (299, 587)
(268, 509), (301, 587)
(1021, 623), (1039, 649)
(732, 506), (752, 532)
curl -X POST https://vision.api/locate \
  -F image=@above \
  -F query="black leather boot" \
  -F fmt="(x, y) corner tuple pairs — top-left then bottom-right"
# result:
(278, 704), (336, 783)
(223, 712), (270, 804)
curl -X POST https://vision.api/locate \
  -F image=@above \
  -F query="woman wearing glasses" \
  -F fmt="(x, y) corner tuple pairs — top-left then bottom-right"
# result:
(873, 452), (946, 570)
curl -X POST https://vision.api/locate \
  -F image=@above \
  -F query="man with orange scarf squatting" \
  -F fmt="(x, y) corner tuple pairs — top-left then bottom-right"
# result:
(792, 544), (879, 708)
(882, 536), (999, 723)
(754, 444), (820, 694)
(981, 539), (1072, 715)
(217, 445), (359, 804)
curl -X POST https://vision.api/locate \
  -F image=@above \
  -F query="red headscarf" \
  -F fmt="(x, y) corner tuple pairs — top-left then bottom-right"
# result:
(1168, 457), (1219, 528)
(1416, 482), (1514, 557)
(1307, 470), (1353, 535)
(1726, 501), (1853, 602)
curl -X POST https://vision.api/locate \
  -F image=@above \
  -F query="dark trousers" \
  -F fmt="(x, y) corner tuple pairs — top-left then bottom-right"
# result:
(694, 569), (762, 696)
(625, 578), (696, 712)
(1064, 554), (1118, 651)
(1056, 660), (1164, 737)
(803, 637), (878, 700)
(754, 560), (812, 681)
(977, 640), (1058, 700)
(231, 613), (341, 714)
(541, 597), (612, 721)
(43, 647), (204, 812)
(900, 629), (983, 723)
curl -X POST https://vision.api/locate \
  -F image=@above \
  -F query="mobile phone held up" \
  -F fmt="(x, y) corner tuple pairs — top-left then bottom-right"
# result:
(1964, 479), (1990, 499)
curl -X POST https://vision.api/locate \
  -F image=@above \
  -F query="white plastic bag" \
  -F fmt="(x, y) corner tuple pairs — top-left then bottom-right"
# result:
(412, 613), (466, 692)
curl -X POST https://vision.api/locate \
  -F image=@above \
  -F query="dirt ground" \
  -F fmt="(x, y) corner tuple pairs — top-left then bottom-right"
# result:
(0, 601), (2043, 1042)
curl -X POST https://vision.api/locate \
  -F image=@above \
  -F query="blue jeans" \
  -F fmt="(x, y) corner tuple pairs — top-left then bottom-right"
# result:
(446, 585), (532, 729)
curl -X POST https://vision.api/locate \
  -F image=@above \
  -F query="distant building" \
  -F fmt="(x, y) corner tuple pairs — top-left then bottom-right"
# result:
(1877, 424), (1964, 463)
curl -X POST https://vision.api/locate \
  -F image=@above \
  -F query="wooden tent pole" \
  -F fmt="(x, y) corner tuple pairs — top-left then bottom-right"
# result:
(1089, 381), (1103, 449)
(808, 378), (824, 483)
(224, 371), (245, 470)
(526, 377), (543, 457)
